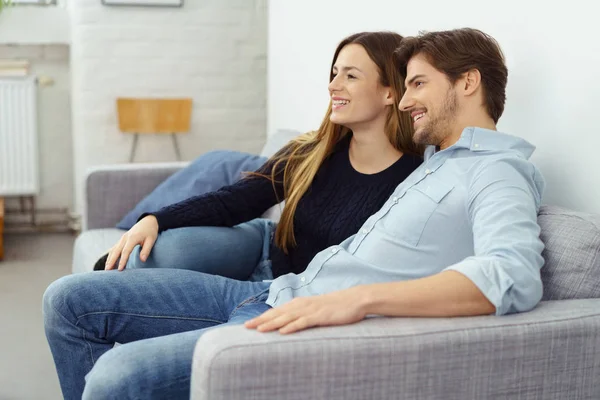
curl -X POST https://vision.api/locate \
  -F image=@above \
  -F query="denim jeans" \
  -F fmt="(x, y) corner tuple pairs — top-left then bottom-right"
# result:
(43, 269), (271, 400)
(126, 218), (275, 281)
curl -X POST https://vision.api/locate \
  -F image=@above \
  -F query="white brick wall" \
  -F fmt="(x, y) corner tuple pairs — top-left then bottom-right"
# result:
(0, 44), (72, 212)
(70, 0), (267, 213)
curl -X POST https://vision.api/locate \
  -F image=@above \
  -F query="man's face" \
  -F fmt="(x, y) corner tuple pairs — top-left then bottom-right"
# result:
(398, 54), (458, 147)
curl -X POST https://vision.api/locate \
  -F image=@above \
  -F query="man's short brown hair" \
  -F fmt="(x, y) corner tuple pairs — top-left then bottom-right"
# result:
(395, 28), (508, 123)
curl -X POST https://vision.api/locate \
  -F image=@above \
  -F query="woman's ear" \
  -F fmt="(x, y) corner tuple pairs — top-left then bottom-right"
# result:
(383, 87), (395, 106)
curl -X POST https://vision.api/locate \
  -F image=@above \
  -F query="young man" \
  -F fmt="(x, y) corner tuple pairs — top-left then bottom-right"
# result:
(246, 27), (545, 332)
(44, 28), (545, 399)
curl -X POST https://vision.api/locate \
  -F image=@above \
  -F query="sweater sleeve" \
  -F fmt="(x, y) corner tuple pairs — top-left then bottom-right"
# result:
(144, 155), (287, 232)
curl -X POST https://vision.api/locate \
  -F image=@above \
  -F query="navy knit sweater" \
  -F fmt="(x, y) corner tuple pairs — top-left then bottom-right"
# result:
(151, 135), (422, 278)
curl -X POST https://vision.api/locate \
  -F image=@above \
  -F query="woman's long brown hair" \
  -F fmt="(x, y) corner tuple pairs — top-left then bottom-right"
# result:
(255, 31), (421, 253)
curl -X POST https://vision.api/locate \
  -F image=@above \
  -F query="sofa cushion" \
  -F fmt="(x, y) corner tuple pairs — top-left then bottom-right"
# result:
(539, 205), (600, 300)
(72, 228), (126, 274)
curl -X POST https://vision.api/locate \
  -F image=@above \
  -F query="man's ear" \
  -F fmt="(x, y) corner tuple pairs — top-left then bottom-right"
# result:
(383, 87), (395, 106)
(462, 69), (482, 97)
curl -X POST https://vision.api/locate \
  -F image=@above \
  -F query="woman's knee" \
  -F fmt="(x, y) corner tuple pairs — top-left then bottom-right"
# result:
(124, 245), (145, 269)
(125, 224), (269, 277)
(125, 235), (184, 270)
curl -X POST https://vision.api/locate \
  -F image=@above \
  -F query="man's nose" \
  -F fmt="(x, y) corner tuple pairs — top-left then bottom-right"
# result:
(398, 92), (414, 112)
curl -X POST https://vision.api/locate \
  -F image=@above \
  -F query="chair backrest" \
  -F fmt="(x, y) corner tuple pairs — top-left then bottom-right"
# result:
(116, 98), (192, 134)
(539, 205), (600, 300)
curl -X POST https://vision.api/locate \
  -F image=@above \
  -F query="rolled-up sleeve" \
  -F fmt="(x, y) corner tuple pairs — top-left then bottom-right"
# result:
(443, 157), (545, 315)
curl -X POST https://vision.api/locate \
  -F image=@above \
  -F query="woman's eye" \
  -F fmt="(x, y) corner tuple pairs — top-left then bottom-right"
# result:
(415, 81), (423, 87)
(348, 74), (356, 79)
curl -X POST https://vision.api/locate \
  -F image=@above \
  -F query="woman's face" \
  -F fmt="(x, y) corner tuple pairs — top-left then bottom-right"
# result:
(328, 44), (394, 130)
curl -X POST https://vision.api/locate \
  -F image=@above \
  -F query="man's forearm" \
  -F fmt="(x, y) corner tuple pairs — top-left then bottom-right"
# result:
(356, 270), (496, 317)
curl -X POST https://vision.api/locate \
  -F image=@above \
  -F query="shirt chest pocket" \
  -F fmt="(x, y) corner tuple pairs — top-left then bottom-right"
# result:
(380, 177), (454, 246)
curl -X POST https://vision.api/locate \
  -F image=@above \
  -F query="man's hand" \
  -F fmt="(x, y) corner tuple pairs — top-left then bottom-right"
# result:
(244, 287), (368, 334)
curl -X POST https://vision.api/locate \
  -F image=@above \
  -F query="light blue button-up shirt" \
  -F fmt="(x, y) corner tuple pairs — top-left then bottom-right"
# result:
(266, 127), (546, 316)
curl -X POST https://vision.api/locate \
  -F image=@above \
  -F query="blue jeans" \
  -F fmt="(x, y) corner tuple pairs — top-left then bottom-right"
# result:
(126, 218), (275, 281)
(43, 269), (272, 400)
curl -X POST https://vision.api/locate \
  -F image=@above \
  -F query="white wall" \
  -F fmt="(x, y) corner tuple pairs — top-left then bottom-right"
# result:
(0, 45), (72, 213)
(70, 0), (267, 213)
(0, 2), (70, 44)
(268, 0), (600, 214)
(0, 2), (72, 214)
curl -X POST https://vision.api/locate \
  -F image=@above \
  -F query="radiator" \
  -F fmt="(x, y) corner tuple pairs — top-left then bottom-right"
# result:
(0, 76), (39, 196)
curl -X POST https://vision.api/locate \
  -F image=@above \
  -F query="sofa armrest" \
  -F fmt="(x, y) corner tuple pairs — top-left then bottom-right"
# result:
(191, 299), (600, 400)
(84, 162), (187, 230)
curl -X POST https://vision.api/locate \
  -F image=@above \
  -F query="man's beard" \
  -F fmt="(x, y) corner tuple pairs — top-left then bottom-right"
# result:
(414, 89), (458, 146)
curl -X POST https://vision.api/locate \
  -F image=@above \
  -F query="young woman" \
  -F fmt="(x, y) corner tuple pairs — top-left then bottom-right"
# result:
(96, 31), (422, 282)
(45, 31), (422, 399)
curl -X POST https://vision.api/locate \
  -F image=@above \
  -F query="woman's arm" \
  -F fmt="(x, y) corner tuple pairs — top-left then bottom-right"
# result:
(146, 155), (287, 232)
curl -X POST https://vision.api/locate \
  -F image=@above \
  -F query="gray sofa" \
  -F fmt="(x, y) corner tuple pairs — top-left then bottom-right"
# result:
(72, 140), (600, 399)
(72, 129), (300, 273)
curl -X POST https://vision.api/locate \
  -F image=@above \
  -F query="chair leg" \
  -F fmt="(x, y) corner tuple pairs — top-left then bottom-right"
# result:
(129, 133), (139, 163)
(171, 133), (182, 161)
(30, 196), (36, 226)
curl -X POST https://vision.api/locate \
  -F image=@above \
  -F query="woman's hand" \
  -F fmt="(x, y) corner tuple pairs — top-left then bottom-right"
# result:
(104, 215), (159, 271)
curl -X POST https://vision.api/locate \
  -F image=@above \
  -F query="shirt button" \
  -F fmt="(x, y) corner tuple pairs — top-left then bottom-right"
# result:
(331, 247), (339, 254)
(425, 169), (431, 174)
(300, 277), (306, 282)
(392, 196), (398, 203)
(474, 144), (479, 148)
(361, 228), (369, 234)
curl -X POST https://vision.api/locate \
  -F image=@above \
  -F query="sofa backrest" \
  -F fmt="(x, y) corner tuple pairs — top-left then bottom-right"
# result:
(539, 205), (600, 300)
(260, 129), (302, 158)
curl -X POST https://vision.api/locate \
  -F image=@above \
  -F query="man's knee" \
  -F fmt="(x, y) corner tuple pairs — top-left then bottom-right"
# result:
(43, 275), (79, 328)
(43, 273), (102, 328)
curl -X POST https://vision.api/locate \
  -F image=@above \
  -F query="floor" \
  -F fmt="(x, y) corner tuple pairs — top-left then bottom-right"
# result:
(0, 233), (74, 400)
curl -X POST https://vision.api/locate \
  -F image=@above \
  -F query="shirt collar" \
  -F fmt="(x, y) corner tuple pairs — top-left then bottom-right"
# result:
(424, 127), (536, 161)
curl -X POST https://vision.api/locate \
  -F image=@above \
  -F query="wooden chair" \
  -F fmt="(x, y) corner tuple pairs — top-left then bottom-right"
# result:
(116, 98), (192, 162)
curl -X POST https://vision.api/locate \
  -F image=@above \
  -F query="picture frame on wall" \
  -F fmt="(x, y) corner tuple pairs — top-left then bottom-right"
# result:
(102, 0), (183, 7)
(9, 0), (57, 4)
